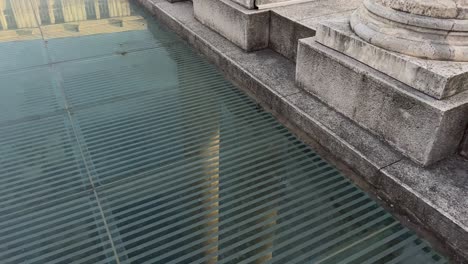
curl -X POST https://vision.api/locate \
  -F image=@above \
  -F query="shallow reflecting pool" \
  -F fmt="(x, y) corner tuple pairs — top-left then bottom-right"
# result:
(0, 0), (449, 263)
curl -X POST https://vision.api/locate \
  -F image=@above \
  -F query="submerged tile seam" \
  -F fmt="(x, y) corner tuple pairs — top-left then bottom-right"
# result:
(0, 108), (69, 128)
(53, 60), (122, 264)
(46, 42), (182, 66)
(0, 63), (49, 76)
(66, 100), (122, 264)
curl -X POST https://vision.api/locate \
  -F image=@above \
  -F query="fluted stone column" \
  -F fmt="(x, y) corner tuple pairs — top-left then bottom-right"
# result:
(350, 0), (468, 62)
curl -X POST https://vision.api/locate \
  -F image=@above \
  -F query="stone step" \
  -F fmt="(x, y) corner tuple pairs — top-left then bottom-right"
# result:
(269, 0), (360, 60)
(193, 0), (360, 59)
(230, 0), (316, 10)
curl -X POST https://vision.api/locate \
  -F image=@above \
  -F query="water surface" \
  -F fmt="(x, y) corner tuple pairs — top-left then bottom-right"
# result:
(0, 0), (448, 263)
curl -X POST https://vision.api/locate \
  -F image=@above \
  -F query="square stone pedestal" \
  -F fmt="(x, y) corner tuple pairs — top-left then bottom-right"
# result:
(316, 20), (468, 100)
(296, 23), (468, 165)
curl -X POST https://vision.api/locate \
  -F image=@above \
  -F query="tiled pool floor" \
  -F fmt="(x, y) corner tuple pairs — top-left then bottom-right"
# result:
(0, 0), (449, 263)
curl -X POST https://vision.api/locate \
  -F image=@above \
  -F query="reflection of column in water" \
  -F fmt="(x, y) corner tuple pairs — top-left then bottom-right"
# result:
(107, 0), (130, 17)
(0, 0), (8, 29)
(10, 0), (38, 28)
(248, 142), (280, 263)
(163, 44), (221, 261)
(201, 129), (220, 264)
(60, 0), (86, 22)
(217, 106), (280, 263)
(47, 0), (55, 23)
(255, 210), (277, 263)
(178, 63), (220, 263)
(30, 0), (40, 24)
(93, 0), (99, 19)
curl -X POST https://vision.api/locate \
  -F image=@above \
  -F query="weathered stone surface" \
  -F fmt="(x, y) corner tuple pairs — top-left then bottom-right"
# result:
(269, 12), (315, 61)
(166, 0), (186, 3)
(270, 0), (361, 20)
(300, 10), (354, 29)
(231, 0), (316, 9)
(296, 37), (468, 166)
(230, 0), (255, 9)
(267, 0), (360, 61)
(316, 19), (468, 99)
(376, 0), (462, 18)
(461, 129), (468, 159)
(193, 0), (270, 51)
(379, 157), (468, 262)
(285, 91), (403, 178)
(350, 0), (468, 62)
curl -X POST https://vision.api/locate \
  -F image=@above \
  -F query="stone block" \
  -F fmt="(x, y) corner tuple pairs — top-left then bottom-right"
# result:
(269, 12), (315, 61)
(193, 0), (270, 51)
(296, 38), (468, 166)
(315, 20), (468, 100)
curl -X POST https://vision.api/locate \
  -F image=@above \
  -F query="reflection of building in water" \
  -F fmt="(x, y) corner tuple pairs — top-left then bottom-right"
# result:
(0, 0), (142, 41)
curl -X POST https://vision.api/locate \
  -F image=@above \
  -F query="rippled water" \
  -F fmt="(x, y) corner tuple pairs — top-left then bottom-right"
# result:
(0, 0), (448, 263)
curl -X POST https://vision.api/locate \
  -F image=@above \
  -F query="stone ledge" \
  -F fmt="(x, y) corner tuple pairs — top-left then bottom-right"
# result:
(134, 0), (468, 261)
(269, 0), (361, 21)
(296, 37), (468, 166)
(378, 157), (468, 263)
(316, 19), (468, 100)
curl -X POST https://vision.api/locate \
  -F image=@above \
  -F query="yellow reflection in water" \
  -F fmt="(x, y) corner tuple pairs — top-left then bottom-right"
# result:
(201, 129), (220, 264)
(10, 0), (37, 28)
(199, 127), (279, 263)
(0, 0), (143, 42)
(61, 0), (87, 22)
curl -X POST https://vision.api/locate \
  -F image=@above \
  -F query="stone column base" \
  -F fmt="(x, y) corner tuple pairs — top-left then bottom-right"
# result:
(296, 30), (468, 166)
(316, 20), (468, 100)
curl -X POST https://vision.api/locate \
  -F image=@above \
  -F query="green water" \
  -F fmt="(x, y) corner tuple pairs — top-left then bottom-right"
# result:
(0, 0), (448, 263)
